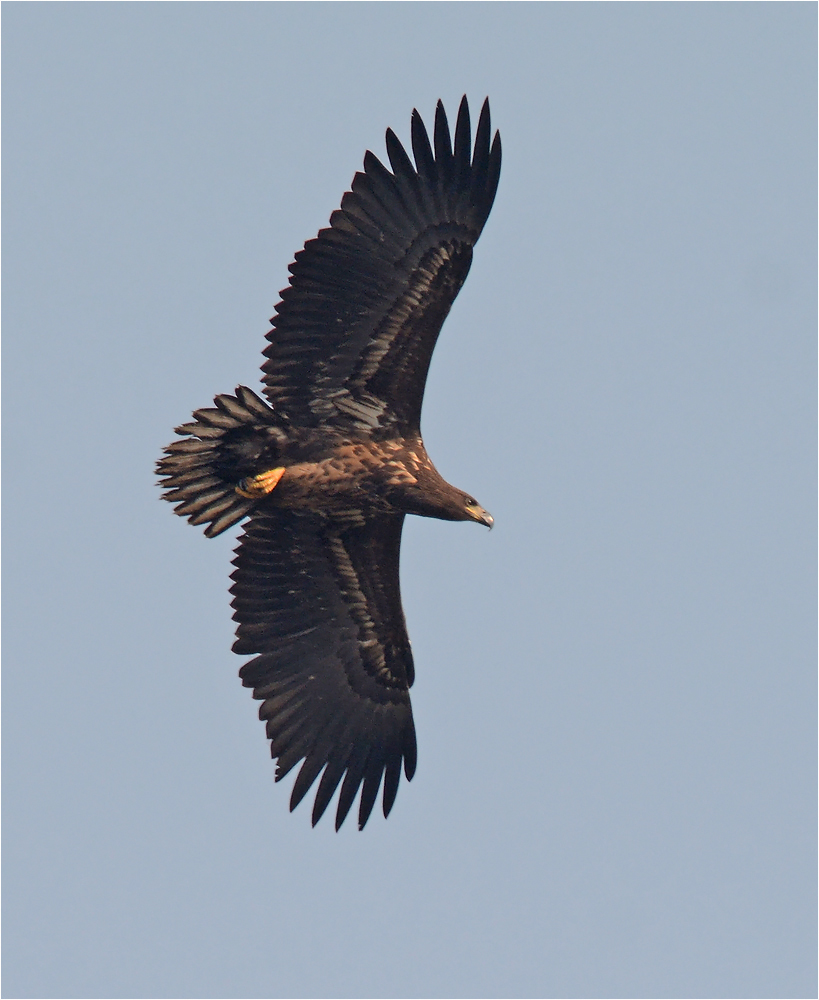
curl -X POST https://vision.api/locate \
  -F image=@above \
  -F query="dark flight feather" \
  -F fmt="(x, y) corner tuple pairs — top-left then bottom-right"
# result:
(261, 96), (500, 434)
(231, 512), (417, 829)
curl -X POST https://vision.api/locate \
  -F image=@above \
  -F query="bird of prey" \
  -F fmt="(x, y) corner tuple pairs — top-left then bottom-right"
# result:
(157, 97), (501, 830)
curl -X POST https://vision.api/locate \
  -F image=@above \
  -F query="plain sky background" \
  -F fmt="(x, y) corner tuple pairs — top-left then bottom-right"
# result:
(3, 4), (815, 999)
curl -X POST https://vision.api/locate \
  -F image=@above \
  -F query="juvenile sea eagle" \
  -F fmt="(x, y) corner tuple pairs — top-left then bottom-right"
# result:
(158, 97), (501, 829)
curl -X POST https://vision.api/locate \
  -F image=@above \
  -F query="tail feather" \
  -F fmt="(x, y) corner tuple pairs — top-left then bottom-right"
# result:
(157, 385), (279, 538)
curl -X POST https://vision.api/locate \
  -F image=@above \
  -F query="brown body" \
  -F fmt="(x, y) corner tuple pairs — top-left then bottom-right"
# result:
(257, 438), (488, 525)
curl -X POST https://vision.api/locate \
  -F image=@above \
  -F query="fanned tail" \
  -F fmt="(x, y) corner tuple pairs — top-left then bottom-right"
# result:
(157, 386), (280, 538)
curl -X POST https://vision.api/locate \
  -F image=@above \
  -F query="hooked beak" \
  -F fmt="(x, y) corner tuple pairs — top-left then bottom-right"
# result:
(470, 505), (494, 529)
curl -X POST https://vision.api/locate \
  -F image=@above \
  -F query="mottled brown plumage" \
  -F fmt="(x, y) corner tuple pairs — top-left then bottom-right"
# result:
(157, 97), (501, 829)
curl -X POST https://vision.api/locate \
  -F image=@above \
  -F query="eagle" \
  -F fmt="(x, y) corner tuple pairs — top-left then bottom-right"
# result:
(158, 97), (501, 830)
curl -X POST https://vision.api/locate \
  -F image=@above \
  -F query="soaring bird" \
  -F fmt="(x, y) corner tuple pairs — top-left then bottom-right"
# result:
(158, 97), (501, 830)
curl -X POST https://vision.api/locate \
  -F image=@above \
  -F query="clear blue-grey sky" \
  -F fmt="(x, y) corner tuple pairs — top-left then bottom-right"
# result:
(4, 4), (815, 998)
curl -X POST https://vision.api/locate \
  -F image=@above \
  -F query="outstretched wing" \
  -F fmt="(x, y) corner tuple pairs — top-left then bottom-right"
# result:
(230, 511), (417, 830)
(262, 96), (501, 436)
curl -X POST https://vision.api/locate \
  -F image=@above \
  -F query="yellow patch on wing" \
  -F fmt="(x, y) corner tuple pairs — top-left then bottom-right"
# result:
(235, 467), (286, 498)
